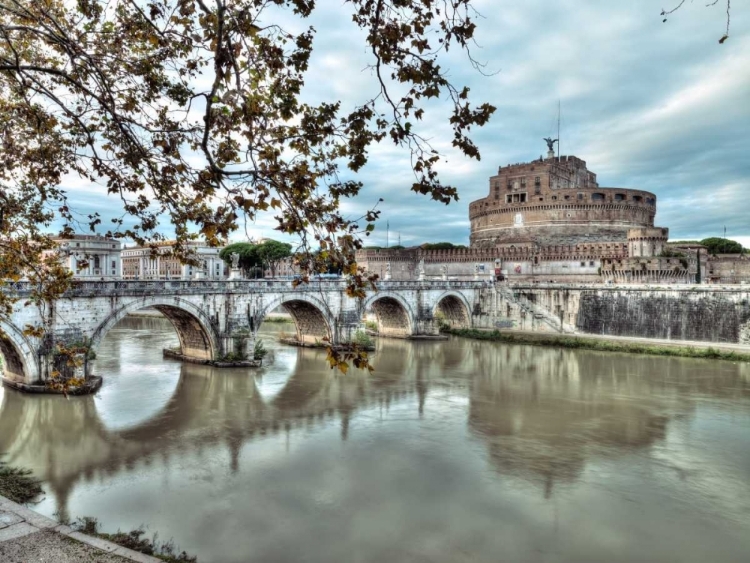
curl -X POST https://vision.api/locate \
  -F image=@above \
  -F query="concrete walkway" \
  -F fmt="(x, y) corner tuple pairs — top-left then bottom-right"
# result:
(0, 495), (160, 563)
(495, 329), (750, 355)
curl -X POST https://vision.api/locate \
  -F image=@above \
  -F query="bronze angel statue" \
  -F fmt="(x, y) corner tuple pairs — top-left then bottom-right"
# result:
(543, 137), (558, 152)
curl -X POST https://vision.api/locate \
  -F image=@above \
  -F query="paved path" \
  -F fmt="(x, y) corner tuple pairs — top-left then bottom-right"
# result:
(497, 329), (750, 355)
(0, 495), (159, 563)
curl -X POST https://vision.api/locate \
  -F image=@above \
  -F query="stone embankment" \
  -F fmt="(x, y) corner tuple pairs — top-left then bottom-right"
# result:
(492, 283), (750, 345)
(0, 495), (159, 563)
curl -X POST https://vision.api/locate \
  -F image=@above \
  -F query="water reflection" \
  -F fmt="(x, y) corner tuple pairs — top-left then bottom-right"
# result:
(1, 317), (750, 562)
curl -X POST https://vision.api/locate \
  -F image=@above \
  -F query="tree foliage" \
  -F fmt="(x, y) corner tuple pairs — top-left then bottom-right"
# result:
(0, 0), (495, 371)
(219, 239), (292, 275)
(421, 241), (465, 250)
(256, 239), (292, 276)
(219, 241), (258, 274)
(699, 237), (744, 255)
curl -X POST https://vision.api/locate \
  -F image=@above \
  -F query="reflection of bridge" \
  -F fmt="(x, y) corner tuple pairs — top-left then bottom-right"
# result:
(0, 337), (445, 520)
(2, 335), (745, 520)
(1, 279), (492, 383)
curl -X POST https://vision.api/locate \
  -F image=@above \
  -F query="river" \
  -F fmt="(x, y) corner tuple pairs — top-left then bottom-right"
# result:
(1, 315), (750, 562)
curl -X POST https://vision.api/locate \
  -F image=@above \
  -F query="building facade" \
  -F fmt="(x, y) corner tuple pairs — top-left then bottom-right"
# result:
(121, 242), (227, 280)
(48, 236), (122, 279)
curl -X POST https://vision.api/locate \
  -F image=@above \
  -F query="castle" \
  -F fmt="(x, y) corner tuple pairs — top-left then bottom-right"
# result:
(356, 144), (719, 284)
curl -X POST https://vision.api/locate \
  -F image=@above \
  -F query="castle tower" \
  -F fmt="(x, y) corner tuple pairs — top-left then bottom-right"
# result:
(627, 228), (669, 258)
(469, 145), (657, 248)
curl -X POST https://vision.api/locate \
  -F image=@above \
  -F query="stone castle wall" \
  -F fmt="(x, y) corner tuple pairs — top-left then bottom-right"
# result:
(706, 255), (750, 284)
(493, 285), (750, 344)
(469, 155), (656, 247)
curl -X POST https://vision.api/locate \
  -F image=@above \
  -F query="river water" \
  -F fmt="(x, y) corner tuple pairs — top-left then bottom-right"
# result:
(2, 315), (750, 562)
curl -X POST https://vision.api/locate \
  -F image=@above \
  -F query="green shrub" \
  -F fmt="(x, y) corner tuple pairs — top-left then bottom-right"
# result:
(352, 330), (374, 348)
(253, 339), (268, 361)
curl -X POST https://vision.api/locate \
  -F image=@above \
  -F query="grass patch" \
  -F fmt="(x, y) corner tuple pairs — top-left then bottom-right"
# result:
(73, 517), (197, 563)
(263, 315), (294, 323)
(0, 458), (43, 503)
(443, 328), (750, 362)
(350, 330), (375, 349)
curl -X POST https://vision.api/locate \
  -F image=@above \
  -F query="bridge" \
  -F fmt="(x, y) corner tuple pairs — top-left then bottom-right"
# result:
(0, 279), (492, 384)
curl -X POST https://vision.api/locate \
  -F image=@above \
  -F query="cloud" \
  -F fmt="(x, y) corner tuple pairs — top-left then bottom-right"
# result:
(55, 1), (749, 247)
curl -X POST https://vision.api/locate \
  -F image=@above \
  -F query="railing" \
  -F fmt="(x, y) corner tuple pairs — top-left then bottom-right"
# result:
(2, 278), (490, 297)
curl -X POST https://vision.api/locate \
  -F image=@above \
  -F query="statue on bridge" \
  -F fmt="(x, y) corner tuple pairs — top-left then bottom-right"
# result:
(230, 252), (240, 270)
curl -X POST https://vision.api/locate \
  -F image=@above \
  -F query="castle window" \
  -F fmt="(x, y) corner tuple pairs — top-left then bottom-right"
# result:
(495, 194), (500, 200)
(577, 193), (584, 200)
(633, 195), (643, 203)
(614, 193), (625, 201)
(552, 196), (557, 200)
(589, 261), (595, 266)
(591, 193), (605, 201)
(538, 197), (543, 201)
(564, 195), (570, 200)
(506, 194), (512, 203)
(646, 197), (656, 206)
(580, 262), (585, 267)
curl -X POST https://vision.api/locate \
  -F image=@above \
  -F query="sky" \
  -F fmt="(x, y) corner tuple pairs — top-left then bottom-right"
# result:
(63, 0), (750, 248)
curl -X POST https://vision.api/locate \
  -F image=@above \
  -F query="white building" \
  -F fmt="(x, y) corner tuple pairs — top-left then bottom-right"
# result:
(51, 235), (122, 279)
(121, 241), (227, 280)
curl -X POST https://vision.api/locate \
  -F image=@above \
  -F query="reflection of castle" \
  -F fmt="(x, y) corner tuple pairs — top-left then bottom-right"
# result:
(356, 145), (744, 284)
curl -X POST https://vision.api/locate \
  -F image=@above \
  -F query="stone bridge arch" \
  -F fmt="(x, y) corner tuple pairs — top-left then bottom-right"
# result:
(258, 295), (334, 345)
(90, 297), (219, 363)
(363, 292), (415, 338)
(0, 319), (39, 383)
(434, 291), (472, 329)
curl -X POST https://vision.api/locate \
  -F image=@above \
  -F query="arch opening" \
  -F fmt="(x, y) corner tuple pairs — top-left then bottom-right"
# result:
(369, 296), (412, 338)
(91, 300), (218, 365)
(153, 305), (214, 360)
(435, 295), (471, 329)
(0, 333), (27, 382)
(280, 299), (331, 345)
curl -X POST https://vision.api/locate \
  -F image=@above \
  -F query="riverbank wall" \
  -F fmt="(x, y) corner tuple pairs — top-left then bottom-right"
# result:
(490, 284), (750, 345)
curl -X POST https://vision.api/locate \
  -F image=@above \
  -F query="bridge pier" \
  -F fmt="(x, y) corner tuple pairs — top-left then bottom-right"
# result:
(219, 332), (255, 361)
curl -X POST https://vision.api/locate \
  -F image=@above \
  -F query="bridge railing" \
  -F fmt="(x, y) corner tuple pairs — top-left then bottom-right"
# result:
(2, 278), (489, 297)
